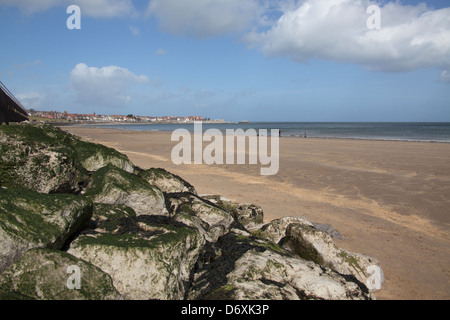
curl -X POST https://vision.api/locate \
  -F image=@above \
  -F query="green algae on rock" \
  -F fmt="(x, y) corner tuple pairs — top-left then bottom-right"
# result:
(0, 124), (135, 193)
(167, 192), (235, 242)
(204, 195), (264, 229)
(0, 187), (92, 273)
(70, 138), (134, 173)
(138, 167), (196, 194)
(188, 231), (371, 300)
(0, 248), (121, 300)
(0, 124), (88, 193)
(68, 216), (205, 300)
(84, 164), (168, 216)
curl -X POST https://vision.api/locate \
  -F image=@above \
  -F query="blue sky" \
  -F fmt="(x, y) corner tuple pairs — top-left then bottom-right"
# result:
(0, 0), (449, 122)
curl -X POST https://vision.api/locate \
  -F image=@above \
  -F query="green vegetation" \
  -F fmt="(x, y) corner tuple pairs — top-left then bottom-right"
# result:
(84, 164), (160, 199)
(0, 187), (92, 247)
(75, 219), (199, 250)
(285, 233), (325, 266)
(0, 248), (121, 300)
(235, 234), (284, 253)
(0, 124), (87, 191)
(0, 124), (133, 193)
(339, 251), (364, 276)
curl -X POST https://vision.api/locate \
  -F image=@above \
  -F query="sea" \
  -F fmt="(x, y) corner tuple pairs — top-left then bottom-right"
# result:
(88, 122), (450, 143)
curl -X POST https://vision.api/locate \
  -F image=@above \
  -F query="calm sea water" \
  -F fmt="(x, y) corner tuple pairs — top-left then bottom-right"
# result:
(90, 122), (450, 143)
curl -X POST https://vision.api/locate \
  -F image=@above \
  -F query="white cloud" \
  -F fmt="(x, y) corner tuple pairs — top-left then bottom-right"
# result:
(441, 70), (450, 83)
(129, 26), (140, 36)
(69, 63), (149, 108)
(244, 0), (450, 74)
(146, 0), (265, 38)
(16, 91), (49, 109)
(0, 0), (136, 18)
(154, 48), (168, 56)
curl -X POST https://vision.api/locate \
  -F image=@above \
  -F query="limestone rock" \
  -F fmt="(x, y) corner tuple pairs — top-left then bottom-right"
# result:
(68, 215), (205, 300)
(138, 168), (196, 194)
(0, 124), (88, 194)
(166, 193), (235, 242)
(283, 223), (384, 292)
(251, 216), (314, 244)
(0, 188), (92, 273)
(211, 250), (371, 300)
(204, 195), (264, 229)
(188, 232), (372, 300)
(84, 164), (168, 216)
(0, 124), (136, 194)
(0, 248), (122, 300)
(70, 138), (134, 173)
(89, 203), (137, 233)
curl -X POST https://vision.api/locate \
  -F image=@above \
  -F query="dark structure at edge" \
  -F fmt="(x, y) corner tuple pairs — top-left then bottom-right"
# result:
(0, 81), (28, 125)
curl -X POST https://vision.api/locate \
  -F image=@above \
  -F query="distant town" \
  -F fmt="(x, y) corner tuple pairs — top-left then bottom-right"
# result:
(27, 109), (227, 124)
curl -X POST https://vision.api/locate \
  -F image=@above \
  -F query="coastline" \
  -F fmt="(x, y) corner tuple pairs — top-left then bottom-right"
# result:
(61, 125), (450, 300)
(63, 121), (450, 144)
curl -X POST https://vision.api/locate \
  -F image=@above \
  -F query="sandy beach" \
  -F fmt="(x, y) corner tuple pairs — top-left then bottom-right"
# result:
(62, 125), (450, 300)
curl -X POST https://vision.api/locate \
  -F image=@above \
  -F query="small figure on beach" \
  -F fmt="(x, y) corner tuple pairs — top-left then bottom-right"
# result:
(304, 130), (307, 138)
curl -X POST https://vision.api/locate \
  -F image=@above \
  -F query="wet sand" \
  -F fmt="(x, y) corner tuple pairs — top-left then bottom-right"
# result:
(62, 125), (450, 300)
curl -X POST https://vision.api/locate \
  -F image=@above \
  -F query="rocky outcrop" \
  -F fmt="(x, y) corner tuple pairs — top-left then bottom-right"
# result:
(70, 138), (135, 174)
(0, 124), (87, 194)
(204, 195), (264, 229)
(84, 164), (168, 216)
(0, 248), (122, 300)
(68, 216), (205, 300)
(188, 230), (370, 300)
(250, 216), (383, 292)
(166, 193), (235, 242)
(138, 168), (196, 194)
(283, 223), (383, 291)
(0, 124), (136, 194)
(0, 124), (383, 300)
(0, 187), (92, 273)
(250, 216), (314, 244)
(210, 250), (368, 300)
(90, 203), (137, 233)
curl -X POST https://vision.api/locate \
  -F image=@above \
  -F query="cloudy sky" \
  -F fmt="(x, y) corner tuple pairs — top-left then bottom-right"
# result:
(0, 0), (449, 122)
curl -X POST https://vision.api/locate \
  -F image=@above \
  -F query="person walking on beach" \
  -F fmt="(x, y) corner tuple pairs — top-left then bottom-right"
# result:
(304, 130), (307, 138)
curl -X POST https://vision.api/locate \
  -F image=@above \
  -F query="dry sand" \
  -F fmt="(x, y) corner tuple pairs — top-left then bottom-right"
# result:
(62, 125), (450, 300)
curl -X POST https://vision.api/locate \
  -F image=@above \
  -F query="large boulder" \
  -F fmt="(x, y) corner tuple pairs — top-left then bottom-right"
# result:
(0, 188), (93, 273)
(204, 195), (264, 229)
(0, 248), (122, 300)
(188, 231), (372, 300)
(0, 124), (135, 193)
(250, 217), (383, 292)
(67, 215), (205, 300)
(70, 138), (134, 173)
(84, 164), (168, 216)
(138, 168), (196, 194)
(250, 216), (314, 244)
(89, 203), (137, 233)
(0, 124), (88, 194)
(166, 193), (235, 242)
(210, 250), (371, 300)
(283, 223), (384, 292)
